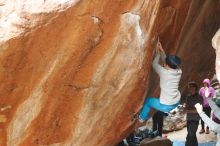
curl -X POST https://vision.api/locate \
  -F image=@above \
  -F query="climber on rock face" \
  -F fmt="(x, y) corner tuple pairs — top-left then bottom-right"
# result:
(127, 39), (182, 145)
(137, 40), (182, 123)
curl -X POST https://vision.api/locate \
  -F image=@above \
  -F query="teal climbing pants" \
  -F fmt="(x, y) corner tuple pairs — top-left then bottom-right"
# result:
(139, 97), (179, 121)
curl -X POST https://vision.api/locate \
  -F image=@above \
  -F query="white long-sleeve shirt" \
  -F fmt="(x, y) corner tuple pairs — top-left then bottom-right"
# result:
(199, 99), (220, 146)
(152, 53), (182, 105)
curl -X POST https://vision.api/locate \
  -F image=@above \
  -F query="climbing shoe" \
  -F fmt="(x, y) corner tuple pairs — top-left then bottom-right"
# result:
(138, 129), (159, 139)
(137, 129), (150, 139)
(148, 130), (159, 138)
(126, 133), (142, 146)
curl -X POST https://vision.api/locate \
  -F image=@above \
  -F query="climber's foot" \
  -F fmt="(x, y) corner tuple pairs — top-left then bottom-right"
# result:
(126, 133), (142, 146)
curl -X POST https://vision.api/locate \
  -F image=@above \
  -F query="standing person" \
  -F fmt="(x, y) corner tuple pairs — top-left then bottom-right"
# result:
(183, 82), (203, 146)
(211, 75), (220, 98)
(211, 76), (220, 124)
(199, 78), (215, 134)
(152, 111), (165, 136)
(195, 99), (220, 146)
(127, 39), (182, 145)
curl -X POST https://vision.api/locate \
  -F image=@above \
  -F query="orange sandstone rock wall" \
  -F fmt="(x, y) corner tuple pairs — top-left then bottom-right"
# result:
(0, 0), (219, 146)
(213, 29), (220, 81)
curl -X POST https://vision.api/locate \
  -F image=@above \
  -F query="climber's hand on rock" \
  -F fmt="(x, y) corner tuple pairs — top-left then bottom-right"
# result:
(195, 103), (203, 114)
(157, 41), (164, 53)
(159, 46), (164, 53)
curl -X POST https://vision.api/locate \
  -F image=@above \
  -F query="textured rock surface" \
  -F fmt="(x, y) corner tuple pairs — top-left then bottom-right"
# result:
(146, 106), (186, 132)
(163, 107), (186, 132)
(148, 0), (220, 97)
(0, 0), (220, 146)
(140, 137), (172, 146)
(213, 29), (220, 81)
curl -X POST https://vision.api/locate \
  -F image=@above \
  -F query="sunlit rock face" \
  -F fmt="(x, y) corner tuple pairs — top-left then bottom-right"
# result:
(0, 0), (220, 146)
(213, 29), (220, 81)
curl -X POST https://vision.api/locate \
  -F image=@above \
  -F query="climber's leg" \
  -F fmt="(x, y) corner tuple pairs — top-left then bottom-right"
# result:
(138, 97), (179, 122)
(129, 97), (179, 145)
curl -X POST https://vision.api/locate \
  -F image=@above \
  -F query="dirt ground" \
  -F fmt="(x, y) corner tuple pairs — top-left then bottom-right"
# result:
(167, 125), (217, 143)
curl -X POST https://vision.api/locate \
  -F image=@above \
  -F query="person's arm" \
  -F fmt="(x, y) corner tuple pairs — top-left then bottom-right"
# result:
(210, 87), (215, 98)
(152, 41), (165, 75)
(208, 99), (220, 119)
(160, 50), (166, 62)
(157, 41), (166, 62)
(199, 88), (203, 97)
(195, 102), (220, 133)
(152, 54), (163, 75)
(199, 112), (220, 133)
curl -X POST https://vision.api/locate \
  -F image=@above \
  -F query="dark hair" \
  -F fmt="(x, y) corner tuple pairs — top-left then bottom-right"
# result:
(211, 78), (219, 88)
(188, 81), (198, 90)
(165, 55), (182, 69)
